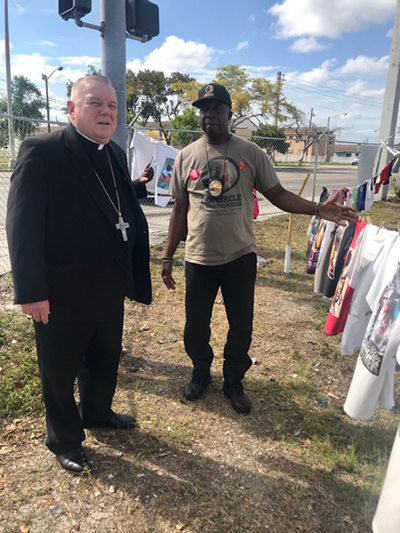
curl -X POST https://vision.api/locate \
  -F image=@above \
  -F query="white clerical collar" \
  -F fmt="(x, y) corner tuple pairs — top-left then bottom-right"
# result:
(75, 128), (105, 150)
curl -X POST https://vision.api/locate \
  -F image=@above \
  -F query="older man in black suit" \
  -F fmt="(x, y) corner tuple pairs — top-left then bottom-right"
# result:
(6, 75), (152, 473)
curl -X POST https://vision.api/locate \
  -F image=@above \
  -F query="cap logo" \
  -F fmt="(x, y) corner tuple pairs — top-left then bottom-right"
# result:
(204, 84), (214, 96)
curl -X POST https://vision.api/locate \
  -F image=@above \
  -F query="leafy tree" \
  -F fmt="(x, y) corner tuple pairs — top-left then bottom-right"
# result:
(170, 108), (201, 148)
(212, 65), (303, 132)
(0, 75), (45, 143)
(214, 65), (250, 93)
(126, 70), (196, 144)
(251, 124), (290, 165)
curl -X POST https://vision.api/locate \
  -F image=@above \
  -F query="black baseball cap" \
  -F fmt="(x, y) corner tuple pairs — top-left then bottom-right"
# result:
(192, 83), (232, 109)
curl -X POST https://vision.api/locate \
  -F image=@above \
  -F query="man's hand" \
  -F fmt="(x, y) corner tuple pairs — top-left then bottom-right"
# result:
(139, 162), (154, 185)
(319, 192), (359, 226)
(161, 261), (176, 290)
(21, 300), (50, 324)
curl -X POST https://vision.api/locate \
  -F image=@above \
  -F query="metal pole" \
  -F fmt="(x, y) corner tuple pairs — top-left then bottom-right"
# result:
(101, 0), (127, 150)
(42, 66), (63, 133)
(44, 78), (50, 132)
(324, 117), (330, 162)
(376, 0), (400, 200)
(4, 0), (16, 168)
(312, 139), (320, 203)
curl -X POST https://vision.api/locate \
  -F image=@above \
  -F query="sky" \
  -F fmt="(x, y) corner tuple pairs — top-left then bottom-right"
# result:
(0, 0), (398, 143)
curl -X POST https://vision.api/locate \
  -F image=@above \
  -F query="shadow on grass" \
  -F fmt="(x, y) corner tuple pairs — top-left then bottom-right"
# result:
(88, 421), (379, 533)
(118, 354), (397, 469)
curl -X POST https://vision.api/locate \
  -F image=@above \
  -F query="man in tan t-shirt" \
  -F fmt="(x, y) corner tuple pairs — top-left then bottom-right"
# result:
(162, 82), (358, 415)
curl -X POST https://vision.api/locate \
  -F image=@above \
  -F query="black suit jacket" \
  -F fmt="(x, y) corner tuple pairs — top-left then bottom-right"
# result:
(6, 124), (152, 320)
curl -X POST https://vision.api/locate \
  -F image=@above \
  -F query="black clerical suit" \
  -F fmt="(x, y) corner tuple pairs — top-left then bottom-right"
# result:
(6, 124), (152, 454)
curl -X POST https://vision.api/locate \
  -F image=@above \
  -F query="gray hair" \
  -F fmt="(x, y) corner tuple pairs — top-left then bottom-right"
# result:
(70, 75), (114, 100)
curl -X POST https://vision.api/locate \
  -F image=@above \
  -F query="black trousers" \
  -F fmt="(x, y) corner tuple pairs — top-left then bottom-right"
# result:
(184, 252), (256, 382)
(34, 305), (124, 455)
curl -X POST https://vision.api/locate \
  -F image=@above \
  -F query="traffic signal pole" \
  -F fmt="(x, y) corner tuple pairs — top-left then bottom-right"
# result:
(101, 0), (127, 149)
(374, 0), (400, 200)
(59, 0), (159, 150)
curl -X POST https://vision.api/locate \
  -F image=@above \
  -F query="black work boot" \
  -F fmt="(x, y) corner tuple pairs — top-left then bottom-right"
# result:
(223, 380), (251, 414)
(184, 370), (211, 401)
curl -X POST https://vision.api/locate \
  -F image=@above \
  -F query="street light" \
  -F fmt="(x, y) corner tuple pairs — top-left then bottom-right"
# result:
(42, 66), (63, 132)
(325, 113), (348, 162)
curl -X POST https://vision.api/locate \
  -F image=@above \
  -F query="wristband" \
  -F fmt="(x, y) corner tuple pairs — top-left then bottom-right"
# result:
(314, 202), (320, 217)
(162, 257), (173, 262)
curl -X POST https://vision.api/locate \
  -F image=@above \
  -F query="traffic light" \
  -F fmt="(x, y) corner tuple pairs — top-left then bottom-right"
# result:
(126, 0), (160, 41)
(58, 0), (91, 21)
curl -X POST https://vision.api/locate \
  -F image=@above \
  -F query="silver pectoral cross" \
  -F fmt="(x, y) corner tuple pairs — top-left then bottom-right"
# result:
(116, 215), (130, 241)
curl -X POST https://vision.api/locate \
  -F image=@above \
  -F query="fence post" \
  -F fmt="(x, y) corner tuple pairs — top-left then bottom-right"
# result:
(284, 173), (310, 274)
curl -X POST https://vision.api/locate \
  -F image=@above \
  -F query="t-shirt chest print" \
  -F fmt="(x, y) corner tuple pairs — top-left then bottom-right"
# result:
(197, 155), (243, 211)
(360, 262), (400, 376)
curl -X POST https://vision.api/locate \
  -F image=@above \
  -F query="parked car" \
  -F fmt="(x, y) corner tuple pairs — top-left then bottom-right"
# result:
(351, 155), (360, 166)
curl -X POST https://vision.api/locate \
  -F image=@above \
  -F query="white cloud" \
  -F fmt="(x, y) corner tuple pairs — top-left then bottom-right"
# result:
(287, 59), (336, 86)
(290, 37), (328, 53)
(38, 41), (59, 47)
(59, 56), (101, 67)
(346, 79), (386, 98)
(269, 0), (396, 39)
(387, 27), (394, 38)
(25, 41), (59, 48)
(15, 3), (27, 15)
(126, 35), (214, 75)
(236, 41), (249, 51)
(249, 14), (255, 23)
(336, 55), (389, 77)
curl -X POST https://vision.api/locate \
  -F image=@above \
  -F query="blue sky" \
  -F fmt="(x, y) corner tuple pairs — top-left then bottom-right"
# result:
(0, 0), (398, 142)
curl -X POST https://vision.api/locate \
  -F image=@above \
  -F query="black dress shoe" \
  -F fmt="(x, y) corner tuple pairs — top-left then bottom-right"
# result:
(83, 412), (137, 429)
(57, 448), (91, 474)
(223, 381), (252, 414)
(184, 371), (211, 401)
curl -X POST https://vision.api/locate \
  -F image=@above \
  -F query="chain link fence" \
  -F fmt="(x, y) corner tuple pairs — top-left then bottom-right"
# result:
(0, 113), (363, 275)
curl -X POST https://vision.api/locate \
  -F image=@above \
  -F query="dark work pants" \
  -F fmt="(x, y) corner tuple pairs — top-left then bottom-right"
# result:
(34, 305), (124, 455)
(184, 252), (256, 382)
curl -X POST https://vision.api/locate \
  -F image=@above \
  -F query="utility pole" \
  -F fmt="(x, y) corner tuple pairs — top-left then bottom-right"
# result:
(305, 107), (314, 162)
(101, 0), (127, 149)
(59, 0), (159, 151)
(375, 0), (400, 200)
(42, 66), (63, 132)
(273, 71), (282, 127)
(4, 0), (16, 168)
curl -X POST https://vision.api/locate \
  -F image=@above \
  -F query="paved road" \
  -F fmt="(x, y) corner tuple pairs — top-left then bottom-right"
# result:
(0, 165), (358, 275)
(141, 165), (359, 239)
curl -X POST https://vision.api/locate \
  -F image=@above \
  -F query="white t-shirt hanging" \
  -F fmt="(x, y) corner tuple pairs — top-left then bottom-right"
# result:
(341, 229), (398, 356)
(344, 264), (400, 420)
(131, 130), (158, 183)
(373, 427), (400, 533)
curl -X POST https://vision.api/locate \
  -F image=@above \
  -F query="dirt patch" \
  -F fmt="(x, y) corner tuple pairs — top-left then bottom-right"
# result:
(1, 214), (399, 533)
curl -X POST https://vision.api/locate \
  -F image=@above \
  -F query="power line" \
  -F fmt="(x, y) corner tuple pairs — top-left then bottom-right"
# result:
(283, 73), (384, 104)
(283, 80), (383, 110)
(282, 73), (384, 109)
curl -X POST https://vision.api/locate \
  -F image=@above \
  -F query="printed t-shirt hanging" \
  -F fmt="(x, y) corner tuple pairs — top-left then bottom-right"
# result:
(344, 254), (400, 420)
(341, 229), (398, 356)
(324, 219), (368, 335)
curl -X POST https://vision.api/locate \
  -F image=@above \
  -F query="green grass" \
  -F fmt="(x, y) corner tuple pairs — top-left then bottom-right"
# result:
(1, 200), (400, 532)
(0, 313), (43, 417)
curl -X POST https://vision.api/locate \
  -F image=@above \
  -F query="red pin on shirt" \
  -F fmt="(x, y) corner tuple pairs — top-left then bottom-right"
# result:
(190, 169), (200, 181)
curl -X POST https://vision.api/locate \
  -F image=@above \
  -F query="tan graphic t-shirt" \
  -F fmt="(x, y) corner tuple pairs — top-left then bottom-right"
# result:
(170, 135), (279, 265)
